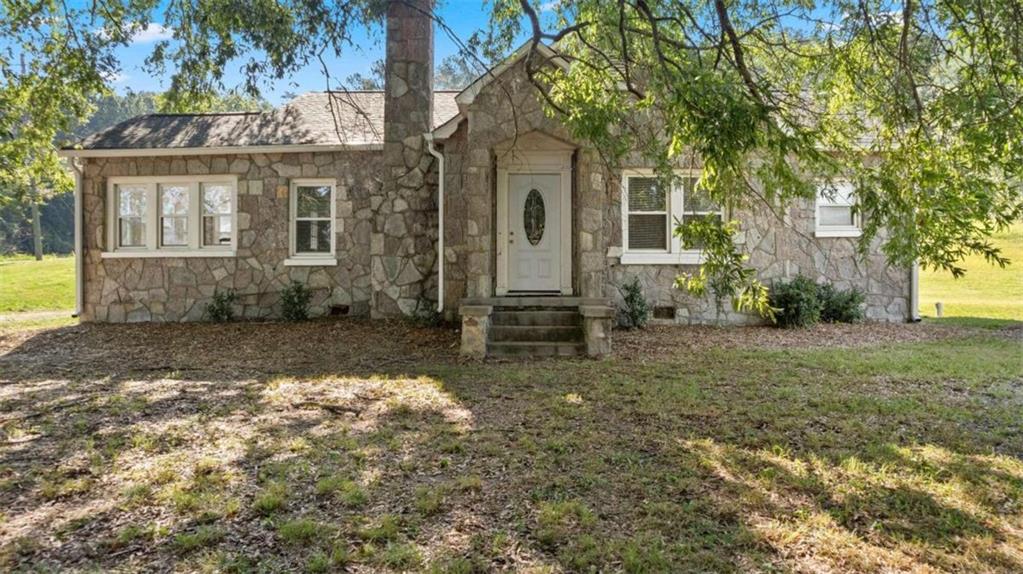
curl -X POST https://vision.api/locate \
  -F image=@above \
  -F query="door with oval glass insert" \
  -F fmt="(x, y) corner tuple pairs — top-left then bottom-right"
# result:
(508, 173), (561, 292)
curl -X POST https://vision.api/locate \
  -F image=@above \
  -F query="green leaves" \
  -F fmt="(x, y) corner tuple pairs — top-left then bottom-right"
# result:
(675, 217), (775, 321)
(503, 0), (1021, 303)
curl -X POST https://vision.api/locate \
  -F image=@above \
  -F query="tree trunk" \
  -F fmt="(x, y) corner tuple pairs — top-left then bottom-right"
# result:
(31, 197), (43, 260)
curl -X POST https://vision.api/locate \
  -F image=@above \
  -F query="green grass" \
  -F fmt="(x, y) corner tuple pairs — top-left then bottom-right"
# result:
(2, 320), (1021, 572)
(0, 255), (75, 313)
(919, 223), (1023, 322)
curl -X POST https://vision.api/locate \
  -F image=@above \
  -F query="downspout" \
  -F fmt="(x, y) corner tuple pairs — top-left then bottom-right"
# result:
(70, 157), (84, 318)
(909, 260), (921, 322)
(424, 133), (445, 313)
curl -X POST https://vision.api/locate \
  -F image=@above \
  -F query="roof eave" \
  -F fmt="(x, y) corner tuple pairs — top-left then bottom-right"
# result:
(454, 41), (568, 107)
(57, 143), (383, 159)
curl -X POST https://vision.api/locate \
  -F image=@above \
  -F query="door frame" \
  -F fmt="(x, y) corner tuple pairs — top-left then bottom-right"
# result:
(495, 135), (573, 296)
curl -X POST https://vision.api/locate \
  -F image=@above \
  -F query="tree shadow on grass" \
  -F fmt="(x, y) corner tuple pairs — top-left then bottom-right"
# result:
(1, 320), (1021, 571)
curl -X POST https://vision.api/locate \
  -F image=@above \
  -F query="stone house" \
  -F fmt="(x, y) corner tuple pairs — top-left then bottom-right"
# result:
(60, 0), (918, 357)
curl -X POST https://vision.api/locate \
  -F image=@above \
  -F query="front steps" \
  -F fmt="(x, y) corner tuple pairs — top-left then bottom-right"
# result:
(459, 297), (615, 358)
(489, 308), (585, 357)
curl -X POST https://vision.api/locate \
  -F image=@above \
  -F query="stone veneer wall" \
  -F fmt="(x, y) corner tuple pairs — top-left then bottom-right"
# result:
(603, 176), (913, 324)
(440, 58), (608, 319)
(439, 58), (910, 324)
(80, 152), (380, 322)
(375, 0), (438, 317)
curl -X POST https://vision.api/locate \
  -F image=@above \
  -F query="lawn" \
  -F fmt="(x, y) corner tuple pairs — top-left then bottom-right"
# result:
(918, 223), (1023, 324)
(0, 319), (1020, 572)
(0, 255), (75, 313)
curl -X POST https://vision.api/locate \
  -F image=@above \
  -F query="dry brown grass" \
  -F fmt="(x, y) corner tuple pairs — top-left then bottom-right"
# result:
(0, 318), (1020, 572)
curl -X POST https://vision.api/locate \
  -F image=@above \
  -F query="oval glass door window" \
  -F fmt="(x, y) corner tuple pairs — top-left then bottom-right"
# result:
(524, 189), (546, 246)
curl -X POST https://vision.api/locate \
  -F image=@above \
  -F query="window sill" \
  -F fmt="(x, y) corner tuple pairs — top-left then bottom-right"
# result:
(101, 250), (236, 259)
(620, 251), (705, 265)
(814, 228), (862, 238)
(284, 257), (337, 267)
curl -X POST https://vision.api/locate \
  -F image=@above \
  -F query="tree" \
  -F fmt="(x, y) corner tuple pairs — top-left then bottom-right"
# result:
(435, 54), (482, 90)
(346, 59), (386, 90)
(492, 0), (1022, 315)
(1, 1), (1019, 301)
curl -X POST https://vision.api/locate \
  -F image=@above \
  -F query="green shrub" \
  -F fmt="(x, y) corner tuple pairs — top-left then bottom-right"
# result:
(280, 281), (312, 321)
(818, 283), (866, 323)
(204, 289), (238, 322)
(617, 276), (649, 329)
(769, 275), (822, 328)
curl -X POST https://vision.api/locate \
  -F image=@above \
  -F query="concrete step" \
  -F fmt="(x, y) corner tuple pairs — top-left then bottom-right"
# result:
(488, 341), (586, 358)
(491, 310), (581, 327)
(490, 325), (583, 343)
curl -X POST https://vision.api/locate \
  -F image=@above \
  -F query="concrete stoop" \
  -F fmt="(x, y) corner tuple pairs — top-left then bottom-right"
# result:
(459, 297), (614, 358)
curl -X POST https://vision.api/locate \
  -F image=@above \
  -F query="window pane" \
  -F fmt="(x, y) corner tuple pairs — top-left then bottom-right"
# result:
(627, 177), (666, 212)
(819, 206), (854, 226)
(118, 184), (147, 217)
(681, 213), (722, 249)
(296, 185), (331, 218)
(684, 182), (719, 214)
(203, 183), (233, 215)
(818, 182), (854, 205)
(628, 214), (667, 250)
(119, 217), (145, 247)
(296, 220), (332, 253)
(161, 216), (188, 246)
(203, 215), (233, 246)
(160, 184), (189, 216)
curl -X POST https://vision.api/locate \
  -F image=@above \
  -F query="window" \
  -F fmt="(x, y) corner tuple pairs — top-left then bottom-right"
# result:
(116, 184), (148, 248)
(621, 171), (722, 264)
(160, 184), (189, 247)
(288, 179), (336, 265)
(202, 183), (234, 247)
(626, 176), (670, 251)
(815, 181), (861, 237)
(106, 176), (237, 257)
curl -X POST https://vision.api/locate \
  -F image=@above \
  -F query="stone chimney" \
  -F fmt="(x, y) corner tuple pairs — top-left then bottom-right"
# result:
(373, 0), (436, 317)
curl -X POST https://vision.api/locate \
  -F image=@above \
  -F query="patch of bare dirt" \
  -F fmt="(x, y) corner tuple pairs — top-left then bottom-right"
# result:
(0, 317), (462, 382)
(613, 321), (998, 360)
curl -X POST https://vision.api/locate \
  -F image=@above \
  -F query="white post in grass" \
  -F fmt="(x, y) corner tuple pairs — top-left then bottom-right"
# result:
(935, 302), (944, 318)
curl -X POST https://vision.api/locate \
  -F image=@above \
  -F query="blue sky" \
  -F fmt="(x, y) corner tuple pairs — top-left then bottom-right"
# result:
(109, 1), (548, 105)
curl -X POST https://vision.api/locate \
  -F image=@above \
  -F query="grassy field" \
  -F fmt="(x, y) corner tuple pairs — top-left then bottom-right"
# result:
(0, 255), (75, 313)
(919, 224), (1023, 323)
(0, 320), (1020, 572)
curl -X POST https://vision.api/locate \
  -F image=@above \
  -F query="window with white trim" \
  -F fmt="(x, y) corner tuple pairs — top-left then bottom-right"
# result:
(815, 181), (861, 237)
(289, 179), (336, 260)
(116, 184), (148, 248)
(621, 171), (722, 264)
(107, 176), (237, 256)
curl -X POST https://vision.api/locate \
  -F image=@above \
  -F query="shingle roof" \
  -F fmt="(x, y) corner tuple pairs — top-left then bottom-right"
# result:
(68, 91), (461, 151)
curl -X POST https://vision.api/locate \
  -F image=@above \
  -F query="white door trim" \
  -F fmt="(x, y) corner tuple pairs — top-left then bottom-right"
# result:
(496, 149), (572, 296)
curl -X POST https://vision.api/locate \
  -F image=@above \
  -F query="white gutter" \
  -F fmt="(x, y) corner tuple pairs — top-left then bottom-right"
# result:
(70, 157), (84, 318)
(57, 143), (383, 159)
(424, 133), (444, 313)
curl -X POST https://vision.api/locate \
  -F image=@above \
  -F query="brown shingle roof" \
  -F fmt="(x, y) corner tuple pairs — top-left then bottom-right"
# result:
(68, 91), (460, 151)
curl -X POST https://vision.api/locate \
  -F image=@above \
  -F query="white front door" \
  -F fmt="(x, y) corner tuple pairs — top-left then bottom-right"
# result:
(508, 173), (561, 292)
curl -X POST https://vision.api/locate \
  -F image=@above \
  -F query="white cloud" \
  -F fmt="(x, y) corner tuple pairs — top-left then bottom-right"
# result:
(102, 70), (129, 84)
(131, 23), (173, 44)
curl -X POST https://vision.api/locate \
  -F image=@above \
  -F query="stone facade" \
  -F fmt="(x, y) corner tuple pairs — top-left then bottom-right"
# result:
(75, 3), (911, 326)
(79, 152), (379, 322)
(374, 0), (438, 317)
(604, 194), (912, 325)
(440, 57), (911, 325)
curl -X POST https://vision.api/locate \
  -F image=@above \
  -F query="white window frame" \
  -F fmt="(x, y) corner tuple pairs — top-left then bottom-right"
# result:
(286, 178), (337, 266)
(815, 180), (862, 238)
(104, 175), (238, 258)
(620, 169), (723, 265)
